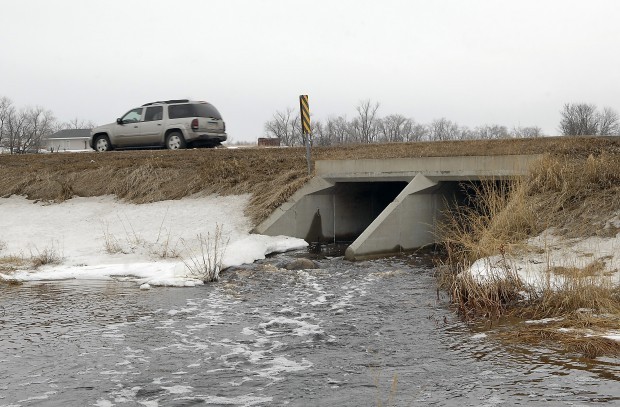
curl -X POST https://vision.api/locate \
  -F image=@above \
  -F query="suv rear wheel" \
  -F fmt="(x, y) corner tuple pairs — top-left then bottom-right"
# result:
(166, 131), (186, 150)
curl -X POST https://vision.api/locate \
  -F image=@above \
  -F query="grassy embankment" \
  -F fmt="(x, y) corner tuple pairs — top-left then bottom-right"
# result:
(437, 140), (620, 357)
(1, 137), (620, 356)
(1, 137), (617, 224)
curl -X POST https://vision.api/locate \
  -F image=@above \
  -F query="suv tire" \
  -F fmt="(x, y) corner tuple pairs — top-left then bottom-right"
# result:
(166, 132), (186, 150)
(94, 135), (112, 152)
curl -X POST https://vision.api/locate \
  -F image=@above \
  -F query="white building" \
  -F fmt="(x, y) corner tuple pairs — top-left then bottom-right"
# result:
(45, 129), (91, 151)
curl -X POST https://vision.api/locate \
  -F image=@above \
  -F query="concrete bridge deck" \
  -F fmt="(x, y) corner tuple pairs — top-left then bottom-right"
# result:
(253, 154), (541, 260)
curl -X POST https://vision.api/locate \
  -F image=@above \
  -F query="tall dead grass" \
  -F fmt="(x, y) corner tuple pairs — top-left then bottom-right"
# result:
(439, 180), (537, 266)
(438, 151), (620, 356)
(524, 264), (620, 320)
(440, 152), (620, 268)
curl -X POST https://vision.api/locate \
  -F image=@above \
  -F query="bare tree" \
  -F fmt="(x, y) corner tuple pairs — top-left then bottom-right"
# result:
(472, 124), (509, 140)
(559, 103), (599, 136)
(7, 106), (55, 153)
(290, 114), (305, 146)
(5, 107), (25, 153)
(378, 114), (414, 143)
(459, 126), (475, 140)
(352, 100), (380, 143)
(312, 120), (333, 147)
(429, 118), (460, 141)
(0, 97), (13, 150)
(597, 107), (620, 136)
(62, 117), (97, 130)
(263, 108), (301, 146)
(511, 125), (544, 138)
(323, 115), (353, 145)
(408, 123), (429, 142)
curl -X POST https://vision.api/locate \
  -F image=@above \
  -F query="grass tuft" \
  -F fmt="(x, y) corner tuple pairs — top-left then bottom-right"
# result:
(183, 224), (229, 283)
(30, 244), (62, 268)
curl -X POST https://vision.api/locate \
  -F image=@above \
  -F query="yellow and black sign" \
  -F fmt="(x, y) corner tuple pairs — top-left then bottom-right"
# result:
(299, 94), (311, 135)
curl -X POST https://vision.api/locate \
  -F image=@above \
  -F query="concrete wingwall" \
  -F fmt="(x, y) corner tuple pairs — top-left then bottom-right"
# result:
(345, 174), (451, 260)
(253, 154), (540, 259)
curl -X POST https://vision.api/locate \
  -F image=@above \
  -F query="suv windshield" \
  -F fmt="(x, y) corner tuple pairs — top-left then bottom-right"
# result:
(168, 103), (222, 120)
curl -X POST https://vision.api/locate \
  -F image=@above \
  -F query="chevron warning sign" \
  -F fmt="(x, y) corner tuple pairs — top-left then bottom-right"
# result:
(299, 95), (311, 135)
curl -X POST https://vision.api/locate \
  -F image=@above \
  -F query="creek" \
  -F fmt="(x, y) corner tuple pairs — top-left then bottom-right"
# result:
(1, 250), (619, 406)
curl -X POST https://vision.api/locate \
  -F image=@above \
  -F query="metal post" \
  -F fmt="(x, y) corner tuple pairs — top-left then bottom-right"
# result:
(299, 95), (312, 175)
(305, 132), (312, 175)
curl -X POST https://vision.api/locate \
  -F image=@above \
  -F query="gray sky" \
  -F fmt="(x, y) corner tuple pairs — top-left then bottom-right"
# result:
(1, 0), (619, 141)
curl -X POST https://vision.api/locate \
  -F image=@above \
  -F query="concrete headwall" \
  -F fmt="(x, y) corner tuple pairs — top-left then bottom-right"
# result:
(254, 178), (408, 243)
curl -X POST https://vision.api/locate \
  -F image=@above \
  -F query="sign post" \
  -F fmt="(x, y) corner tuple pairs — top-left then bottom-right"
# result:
(299, 94), (312, 175)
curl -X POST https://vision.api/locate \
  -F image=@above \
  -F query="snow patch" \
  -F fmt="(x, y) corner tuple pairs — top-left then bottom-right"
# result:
(0, 195), (307, 287)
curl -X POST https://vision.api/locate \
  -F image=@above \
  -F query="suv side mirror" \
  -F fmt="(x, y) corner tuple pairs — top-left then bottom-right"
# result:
(116, 118), (123, 125)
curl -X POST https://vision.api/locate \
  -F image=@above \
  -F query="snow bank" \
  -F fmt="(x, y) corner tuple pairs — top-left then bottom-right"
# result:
(464, 221), (620, 342)
(0, 195), (307, 287)
(467, 224), (620, 289)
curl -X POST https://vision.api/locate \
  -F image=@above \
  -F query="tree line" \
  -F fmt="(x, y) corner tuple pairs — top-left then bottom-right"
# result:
(558, 103), (620, 136)
(264, 100), (620, 147)
(0, 96), (94, 154)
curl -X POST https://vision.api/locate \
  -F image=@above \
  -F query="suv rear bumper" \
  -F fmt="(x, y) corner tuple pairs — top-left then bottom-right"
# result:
(186, 132), (227, 143)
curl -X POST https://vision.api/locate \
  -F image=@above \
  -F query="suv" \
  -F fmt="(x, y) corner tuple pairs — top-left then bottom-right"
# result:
(90, 99), (227, 151)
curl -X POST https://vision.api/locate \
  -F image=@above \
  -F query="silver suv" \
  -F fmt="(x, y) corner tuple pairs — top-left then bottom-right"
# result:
(90, 99), (227, 151)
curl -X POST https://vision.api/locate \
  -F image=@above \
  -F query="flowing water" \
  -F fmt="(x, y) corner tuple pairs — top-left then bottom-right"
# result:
(1, 250), (619, 406)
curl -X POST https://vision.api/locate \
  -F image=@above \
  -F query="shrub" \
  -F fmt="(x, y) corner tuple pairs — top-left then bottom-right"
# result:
(183, 224), (229, 283)
(30, 244), (62, 268)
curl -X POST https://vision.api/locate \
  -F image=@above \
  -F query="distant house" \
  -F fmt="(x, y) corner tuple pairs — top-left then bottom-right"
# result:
(45, 129), (91, 151)
(257, 137), (281, 147)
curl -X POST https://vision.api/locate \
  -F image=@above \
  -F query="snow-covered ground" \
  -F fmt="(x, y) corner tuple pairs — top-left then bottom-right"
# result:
(0, 195), (307, 287)
(464, 215), (620, 342)
(468, 217), (620, 289)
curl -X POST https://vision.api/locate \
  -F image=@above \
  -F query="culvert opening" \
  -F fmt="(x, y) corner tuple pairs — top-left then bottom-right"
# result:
(305, 181), (408, 245)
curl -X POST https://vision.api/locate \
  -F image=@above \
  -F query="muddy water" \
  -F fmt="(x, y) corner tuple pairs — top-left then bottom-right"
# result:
(1, 252), (619, 406)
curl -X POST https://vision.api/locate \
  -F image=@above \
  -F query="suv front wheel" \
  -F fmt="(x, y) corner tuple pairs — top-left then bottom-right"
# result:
(94, 135), (112, 152)
(166, 131), (186, 150)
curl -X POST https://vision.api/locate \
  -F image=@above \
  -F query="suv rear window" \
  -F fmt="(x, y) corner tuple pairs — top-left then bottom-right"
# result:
(168, 103), (222, 120)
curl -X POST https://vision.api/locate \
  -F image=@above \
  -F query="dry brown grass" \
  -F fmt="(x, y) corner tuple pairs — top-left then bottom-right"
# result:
(2, 137), (620, 226)
(439, 263), (527, 321)
(497, 325), (620, 358)
(439, 180), (536, 266)
(437, 145), (620, 356)
(550, 260), (607, 278)
(520, 267), (620, 320)
(440, 149), (620, 267)
(0, 245), (63, 275)
(0, 255), (27, 273)
(524, 152), (620, 237)
(30, 246), (62, 268)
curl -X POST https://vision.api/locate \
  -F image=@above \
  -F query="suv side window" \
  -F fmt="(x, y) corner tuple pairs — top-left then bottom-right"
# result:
(168, 103), (222, 119)
(121, 108), (142, 123)
(144, 106), (163, 122)
(168, 104), (191, 119)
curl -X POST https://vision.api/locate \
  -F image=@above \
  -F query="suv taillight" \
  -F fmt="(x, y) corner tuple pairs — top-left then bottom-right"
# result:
(191, 118), (199, 131)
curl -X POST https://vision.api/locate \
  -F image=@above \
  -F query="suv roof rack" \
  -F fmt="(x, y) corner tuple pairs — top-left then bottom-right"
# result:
(142, 99), (190, 106)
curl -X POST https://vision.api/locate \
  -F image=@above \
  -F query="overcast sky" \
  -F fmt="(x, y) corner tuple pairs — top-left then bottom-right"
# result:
(1, 0), (619, 141)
